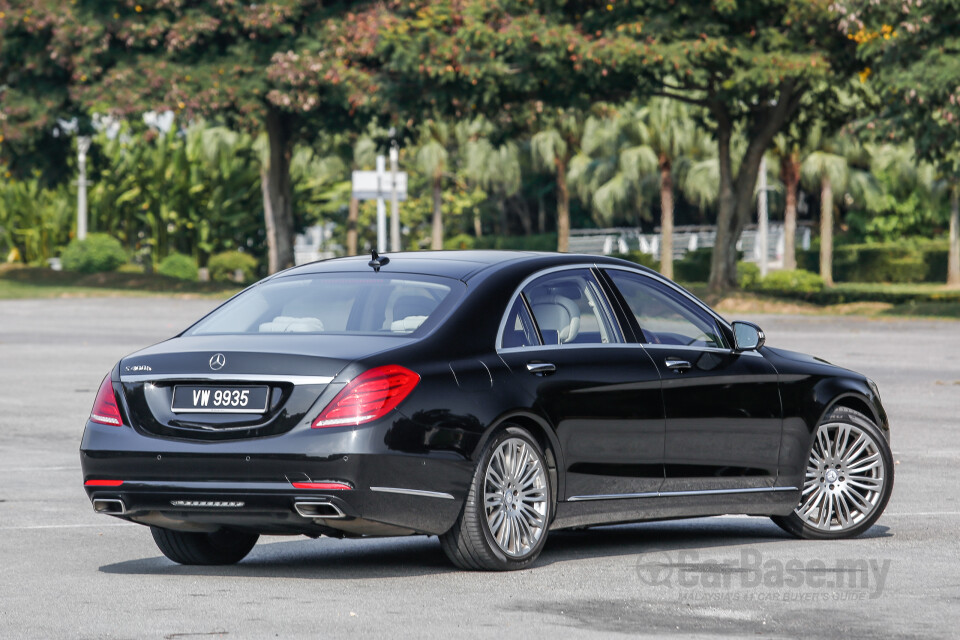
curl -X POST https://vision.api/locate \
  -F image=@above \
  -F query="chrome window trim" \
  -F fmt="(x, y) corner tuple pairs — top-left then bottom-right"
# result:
(120, 373), (334, 385)
(601, 263), (733, 336)
(495, 263), (626, 352)
(567, 486), (798, 502)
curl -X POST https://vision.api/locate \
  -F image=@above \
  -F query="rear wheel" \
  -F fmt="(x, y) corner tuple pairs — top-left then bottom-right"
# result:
(772, 406), (893, 539)
(440, 427), (552, 570)
(151, 526), (259, 565)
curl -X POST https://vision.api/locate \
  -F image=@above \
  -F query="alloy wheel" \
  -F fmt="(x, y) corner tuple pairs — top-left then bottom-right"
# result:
(796, 421), (887, 532)
(483, 437), (549, 557)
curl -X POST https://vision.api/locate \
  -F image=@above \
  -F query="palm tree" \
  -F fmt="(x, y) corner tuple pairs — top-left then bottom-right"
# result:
(801, 127), (876, 286)
(636, 99), (707, 280)
(770, 134), (802, 270)
(568, 111), (657, 229)
(458, 117), (522, 238)
(416, 120), (452, 250)
(531, 108), (585, 253)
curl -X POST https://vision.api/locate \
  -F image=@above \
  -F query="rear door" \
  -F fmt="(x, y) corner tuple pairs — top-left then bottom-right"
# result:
(602, 267), (782, 493)
(497, 267), (665, 500)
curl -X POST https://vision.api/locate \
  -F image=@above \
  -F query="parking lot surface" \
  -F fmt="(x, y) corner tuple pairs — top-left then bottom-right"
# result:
(1, 297), (958, 639)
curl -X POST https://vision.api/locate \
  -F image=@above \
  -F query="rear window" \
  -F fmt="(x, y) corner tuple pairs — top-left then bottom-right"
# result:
(185, 273), (459, 336)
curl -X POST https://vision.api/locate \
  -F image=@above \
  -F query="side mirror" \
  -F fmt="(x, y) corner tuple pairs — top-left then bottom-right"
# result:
(732, 321), (765, 352)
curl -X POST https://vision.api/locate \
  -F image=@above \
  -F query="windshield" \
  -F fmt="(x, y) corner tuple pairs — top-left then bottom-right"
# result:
(186, 272), (460, 337)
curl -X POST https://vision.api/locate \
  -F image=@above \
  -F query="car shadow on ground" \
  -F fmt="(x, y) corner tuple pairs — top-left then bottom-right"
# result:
(98, 517), (891, 579)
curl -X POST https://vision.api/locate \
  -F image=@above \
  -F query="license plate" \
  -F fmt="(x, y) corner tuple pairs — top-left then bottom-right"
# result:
(171, 385), (269, 414)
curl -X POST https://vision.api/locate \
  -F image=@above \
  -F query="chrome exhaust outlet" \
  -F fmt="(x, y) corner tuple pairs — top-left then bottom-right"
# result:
(294, 501), (345, 519)
(93, 498), (126, 515)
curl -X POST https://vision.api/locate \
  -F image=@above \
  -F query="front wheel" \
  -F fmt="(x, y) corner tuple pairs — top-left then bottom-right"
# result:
(772, 406), (893, 539)
(151, 526), (259, 565)
(440, 427), (552, 570)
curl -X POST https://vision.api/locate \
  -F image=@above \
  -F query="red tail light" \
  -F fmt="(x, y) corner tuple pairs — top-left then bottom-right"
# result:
(85, 479), (124, 487)
(291, 482), (352, 490)
(90, 375), (123, 426)
(312, 365), (420, 428)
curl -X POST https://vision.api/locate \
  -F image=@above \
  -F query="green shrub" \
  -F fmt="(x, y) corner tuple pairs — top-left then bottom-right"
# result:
(157, 252), (199, 281)
(737, 262), (761, 289)
(797, 240), (948, 283)
(208, 250), (258, 283)
(608, 251), (659, 271)
(473, 233), (557, 252)
(60, 233), (127, 274)
(753, 269), (825, 295)
(443, 233), (476, 251)
(673, 248), (713, 282)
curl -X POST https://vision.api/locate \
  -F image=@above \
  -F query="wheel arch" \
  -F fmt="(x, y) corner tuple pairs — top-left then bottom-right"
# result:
(472, 410), (564, 514)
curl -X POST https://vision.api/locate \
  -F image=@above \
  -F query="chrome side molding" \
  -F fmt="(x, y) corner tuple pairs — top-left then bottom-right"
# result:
(369, 486), (455, 500)
(567, 486), (798, 502)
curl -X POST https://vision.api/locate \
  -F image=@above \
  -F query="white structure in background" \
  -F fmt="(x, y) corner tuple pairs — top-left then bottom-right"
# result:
(294, 223), (341, 265)
(757, 156), (770, 277)
(76, 136), (91, 241)
(570, 223), (813, 269)
(352, 157), (408, 253)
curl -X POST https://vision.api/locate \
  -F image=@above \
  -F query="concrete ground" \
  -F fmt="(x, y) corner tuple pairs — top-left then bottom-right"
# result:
(0, 298), (957, 639)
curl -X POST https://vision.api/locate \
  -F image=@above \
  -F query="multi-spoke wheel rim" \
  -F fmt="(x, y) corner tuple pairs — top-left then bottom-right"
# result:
(797, 422), (886, 532)
(483, 438), (548, 557)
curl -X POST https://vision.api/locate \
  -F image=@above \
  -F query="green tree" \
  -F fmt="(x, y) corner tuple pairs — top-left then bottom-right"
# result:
(801, 127), (876, 286)
(0, 1), (379, 273)
(581, 1), (862, 292)
(416, 120), (452, 250)
(848, 0), (960, 285)
(531, 108), (585, 253)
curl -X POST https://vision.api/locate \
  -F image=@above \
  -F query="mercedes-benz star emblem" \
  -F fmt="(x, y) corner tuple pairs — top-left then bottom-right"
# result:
(209, 353), (226, 370)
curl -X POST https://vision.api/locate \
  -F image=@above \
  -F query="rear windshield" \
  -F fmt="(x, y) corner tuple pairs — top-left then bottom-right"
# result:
(185, 273), (460, 337)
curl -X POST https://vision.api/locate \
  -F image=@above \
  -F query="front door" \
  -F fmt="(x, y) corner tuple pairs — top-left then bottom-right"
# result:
(603, 268), (782, 493)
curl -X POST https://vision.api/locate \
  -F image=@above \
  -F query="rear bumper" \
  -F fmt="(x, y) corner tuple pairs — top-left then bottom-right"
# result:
(80, 421), (470, 536)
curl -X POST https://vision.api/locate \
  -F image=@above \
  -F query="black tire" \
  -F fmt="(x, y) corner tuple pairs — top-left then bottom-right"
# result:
(772, 406), (893, 540)
(440, 426), (553, 571)
(151, 526), (259, 565)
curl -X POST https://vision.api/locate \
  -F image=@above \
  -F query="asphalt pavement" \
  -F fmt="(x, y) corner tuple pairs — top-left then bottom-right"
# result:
(1, 297), (958, 639)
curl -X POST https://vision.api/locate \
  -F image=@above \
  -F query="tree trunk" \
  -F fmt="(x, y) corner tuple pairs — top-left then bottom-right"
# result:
(473, 211), (483, 238)
(261, 108), (295, 273)
(431, 174), (443, 250)
(949, 183), (960, 287)
(538, 193), (546, 234)
(708, 122), (740, 293)
(346, 196), (359, 255)
(659, 155), (674, 280)
(782, 153), (800, 271)
(515, 197), (534, 236)
(819, 175), (834, 287)
(556, 158), (570, 252)
(707, 82), (803, 294)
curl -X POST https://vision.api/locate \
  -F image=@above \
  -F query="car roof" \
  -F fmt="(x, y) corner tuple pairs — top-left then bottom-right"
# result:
(276, 250), (655, 282)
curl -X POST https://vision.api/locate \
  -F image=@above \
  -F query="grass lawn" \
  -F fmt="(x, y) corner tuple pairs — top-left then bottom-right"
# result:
(0, 266), (241, 299)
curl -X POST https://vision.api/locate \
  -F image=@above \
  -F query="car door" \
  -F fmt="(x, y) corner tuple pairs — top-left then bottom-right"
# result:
(497, 267), (665, 500)
(602, 267), (782, 493)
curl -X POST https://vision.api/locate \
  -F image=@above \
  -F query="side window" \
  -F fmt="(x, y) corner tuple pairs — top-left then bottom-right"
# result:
(606, 270), (726, 349)
(501, 297), (540, 348)
(521, 269), (618, 346)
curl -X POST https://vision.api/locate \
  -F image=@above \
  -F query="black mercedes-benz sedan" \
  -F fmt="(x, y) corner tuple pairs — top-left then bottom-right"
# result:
(81, 251), (893, 570)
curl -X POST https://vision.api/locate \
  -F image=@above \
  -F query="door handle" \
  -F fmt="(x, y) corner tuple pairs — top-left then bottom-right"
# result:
(664, 358), (691, 371)
(526, 362), (556, 375)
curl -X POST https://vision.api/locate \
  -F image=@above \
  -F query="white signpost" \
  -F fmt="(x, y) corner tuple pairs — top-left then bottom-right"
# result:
(352, 157), (408, 253)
